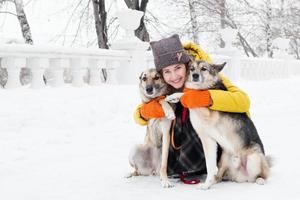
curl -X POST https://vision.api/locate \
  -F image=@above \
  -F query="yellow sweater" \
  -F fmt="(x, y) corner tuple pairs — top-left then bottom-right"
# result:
(183, 42), (213, 64)
(134, 42), (250, 125)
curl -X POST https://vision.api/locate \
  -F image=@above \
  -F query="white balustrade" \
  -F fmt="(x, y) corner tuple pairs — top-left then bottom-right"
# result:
(49, 58), (69, 87)
(106, 60), (119, 84)
(27, 57), (49, 89)
(212, 54), (300, 81)
(88, 59), (105, 86)
(0, 9), (300, 90)
(1, 57), (25, 89)
(0, 44), (299, 89)
(69, 58), (87, 87)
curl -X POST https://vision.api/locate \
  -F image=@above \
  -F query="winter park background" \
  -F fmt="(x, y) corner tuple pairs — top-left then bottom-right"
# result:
(1, 0), (300, 200)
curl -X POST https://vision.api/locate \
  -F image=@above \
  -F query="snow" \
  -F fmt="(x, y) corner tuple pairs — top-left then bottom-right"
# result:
(1, 77), (300, 200)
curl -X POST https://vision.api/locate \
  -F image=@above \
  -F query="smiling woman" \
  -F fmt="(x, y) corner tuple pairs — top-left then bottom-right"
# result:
(161, 63), (186, 89)
(133, 34), (251, 185)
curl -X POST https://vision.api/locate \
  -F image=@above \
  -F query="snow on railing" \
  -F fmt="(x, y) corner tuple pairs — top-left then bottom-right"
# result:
(1, 12), (299, 89)
(1, 44), (298, 89)
(0, 44), (131, 89)
(212, 55), (300, 81)
(212, 28), (300, 81)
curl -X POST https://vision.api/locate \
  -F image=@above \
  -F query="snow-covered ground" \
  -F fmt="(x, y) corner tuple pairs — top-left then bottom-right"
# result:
(1, 77), (300, 200)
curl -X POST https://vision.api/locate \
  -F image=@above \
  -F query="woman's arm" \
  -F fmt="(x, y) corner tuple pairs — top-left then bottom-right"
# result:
(133, 104), (148, 126)
(209, 75), (250, 115)
(133, 96), (167, 126)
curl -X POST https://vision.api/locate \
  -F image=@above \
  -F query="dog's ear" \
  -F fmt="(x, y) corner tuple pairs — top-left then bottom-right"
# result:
(211, 62), (226, 73)
(187, 60), (193, 68)
(187, 56), (195, 68)
(139, 72), (144, 80)
(188, 55), (195, 62)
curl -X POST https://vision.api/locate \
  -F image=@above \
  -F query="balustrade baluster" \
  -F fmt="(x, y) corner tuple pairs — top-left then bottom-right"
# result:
(70, 58), (87, 87)
(1, 57), (25, 89)
(88, 59), (105, 86)
(27, 58), (49, 89)
(49, 58), (69, 87)
(106, 60), (119, 84)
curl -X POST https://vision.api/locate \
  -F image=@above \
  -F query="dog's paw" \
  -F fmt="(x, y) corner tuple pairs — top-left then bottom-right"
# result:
(161, 179), (174, 188)
(125, 171), (138, 178)
(196, 177), (215, 190)
(196, 182), (212, 190)
(256, 177), (265, 185)
(124, 173), (133, 178)
(165, 93), (184, 103)
(165, 110), (175, 120)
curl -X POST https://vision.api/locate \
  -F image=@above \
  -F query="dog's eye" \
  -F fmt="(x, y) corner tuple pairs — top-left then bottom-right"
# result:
(142, 77), (147, 81)
(154, 76), (160, 80)
(201, 68), (207, 71)
(190, 67), (195, 72)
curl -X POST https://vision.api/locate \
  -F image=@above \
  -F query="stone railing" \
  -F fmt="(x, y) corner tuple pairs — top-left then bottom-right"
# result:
(211, 28), (300, 81)
(1, 12), (299, 89)
(211, 55), (300, 82)
(0, 9), (150, 89)
(0, 44), (133, 89)
(1, 44), (299, 89)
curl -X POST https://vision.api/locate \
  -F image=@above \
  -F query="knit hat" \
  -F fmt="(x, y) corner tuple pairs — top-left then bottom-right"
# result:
(150, 34), (190, 71)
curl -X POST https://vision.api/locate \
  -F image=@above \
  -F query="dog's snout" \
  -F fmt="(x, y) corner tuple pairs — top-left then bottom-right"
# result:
(146, 85), (153, 94)
(192, 73), (199, 81)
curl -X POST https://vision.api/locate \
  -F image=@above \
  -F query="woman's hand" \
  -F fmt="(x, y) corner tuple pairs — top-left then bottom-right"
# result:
(140, 97), (166, 120)
(180, 88), (211, 108)
(165, 93), (184, 103)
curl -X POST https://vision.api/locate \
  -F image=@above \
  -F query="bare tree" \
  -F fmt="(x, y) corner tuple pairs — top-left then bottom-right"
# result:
(219, 0), (226, 47)
(91, 0), (109, 81)
(14, 0), (33, 44)
(92, 0), (108, 49)
(188, 0), (199, 44)
(194, 0), (258, 56)
(0, 0), (33, 44)
(274, 0), (300, 59)
(0, 0), (34, 85)
(265, 0), (273, 58)
(124, 0), (149, 41)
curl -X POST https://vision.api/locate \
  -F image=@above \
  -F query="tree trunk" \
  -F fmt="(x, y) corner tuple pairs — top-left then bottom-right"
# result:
(124, 0), (150, 42)
(219, 0), (226, 47)
(188, 0), (199, 44)
(92, 0), (108, 49)
(237, 32), (258, 57)
(92, 0), (108, 81)
(12, 0), (33, 85)
(14, 0), (33, 44)
(224, 17), (258, 57)
(291, 38), (300, 59)
(266, 0), (273, 58)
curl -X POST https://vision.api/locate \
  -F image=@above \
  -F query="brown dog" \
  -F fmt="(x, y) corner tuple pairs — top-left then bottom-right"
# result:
(166, 60), (269, 189)
(127, 68), (175, 188)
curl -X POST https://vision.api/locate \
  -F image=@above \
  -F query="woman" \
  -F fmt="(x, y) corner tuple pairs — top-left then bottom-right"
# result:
(134, 34), (250, 180)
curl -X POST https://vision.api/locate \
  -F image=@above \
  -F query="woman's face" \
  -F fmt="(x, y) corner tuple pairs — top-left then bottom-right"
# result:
(161, 63), (186, 89)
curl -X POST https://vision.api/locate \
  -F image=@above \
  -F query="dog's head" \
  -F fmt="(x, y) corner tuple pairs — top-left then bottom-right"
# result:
(185, 60), (226, 90)
(139, 68), (168, 102)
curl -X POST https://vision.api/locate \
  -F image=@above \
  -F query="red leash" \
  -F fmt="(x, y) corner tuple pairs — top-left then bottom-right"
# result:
(179, 172), (200, 185)
(178, 108), (201, 185)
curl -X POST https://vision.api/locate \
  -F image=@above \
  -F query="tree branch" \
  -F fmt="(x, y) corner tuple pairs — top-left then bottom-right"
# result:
(0, 11), (17, 16)
(140, 0), (148, 12)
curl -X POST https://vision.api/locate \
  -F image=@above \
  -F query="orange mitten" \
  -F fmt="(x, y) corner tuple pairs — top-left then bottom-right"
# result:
(180, 88), (211, 108)
(140, 96), (166, 120)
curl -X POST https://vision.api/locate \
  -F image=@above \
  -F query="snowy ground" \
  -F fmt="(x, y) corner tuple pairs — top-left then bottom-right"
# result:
(1, 77), (300, 200)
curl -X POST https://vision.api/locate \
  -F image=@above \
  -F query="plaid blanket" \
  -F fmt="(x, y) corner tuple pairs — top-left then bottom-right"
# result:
(167, 103), (222, 176)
